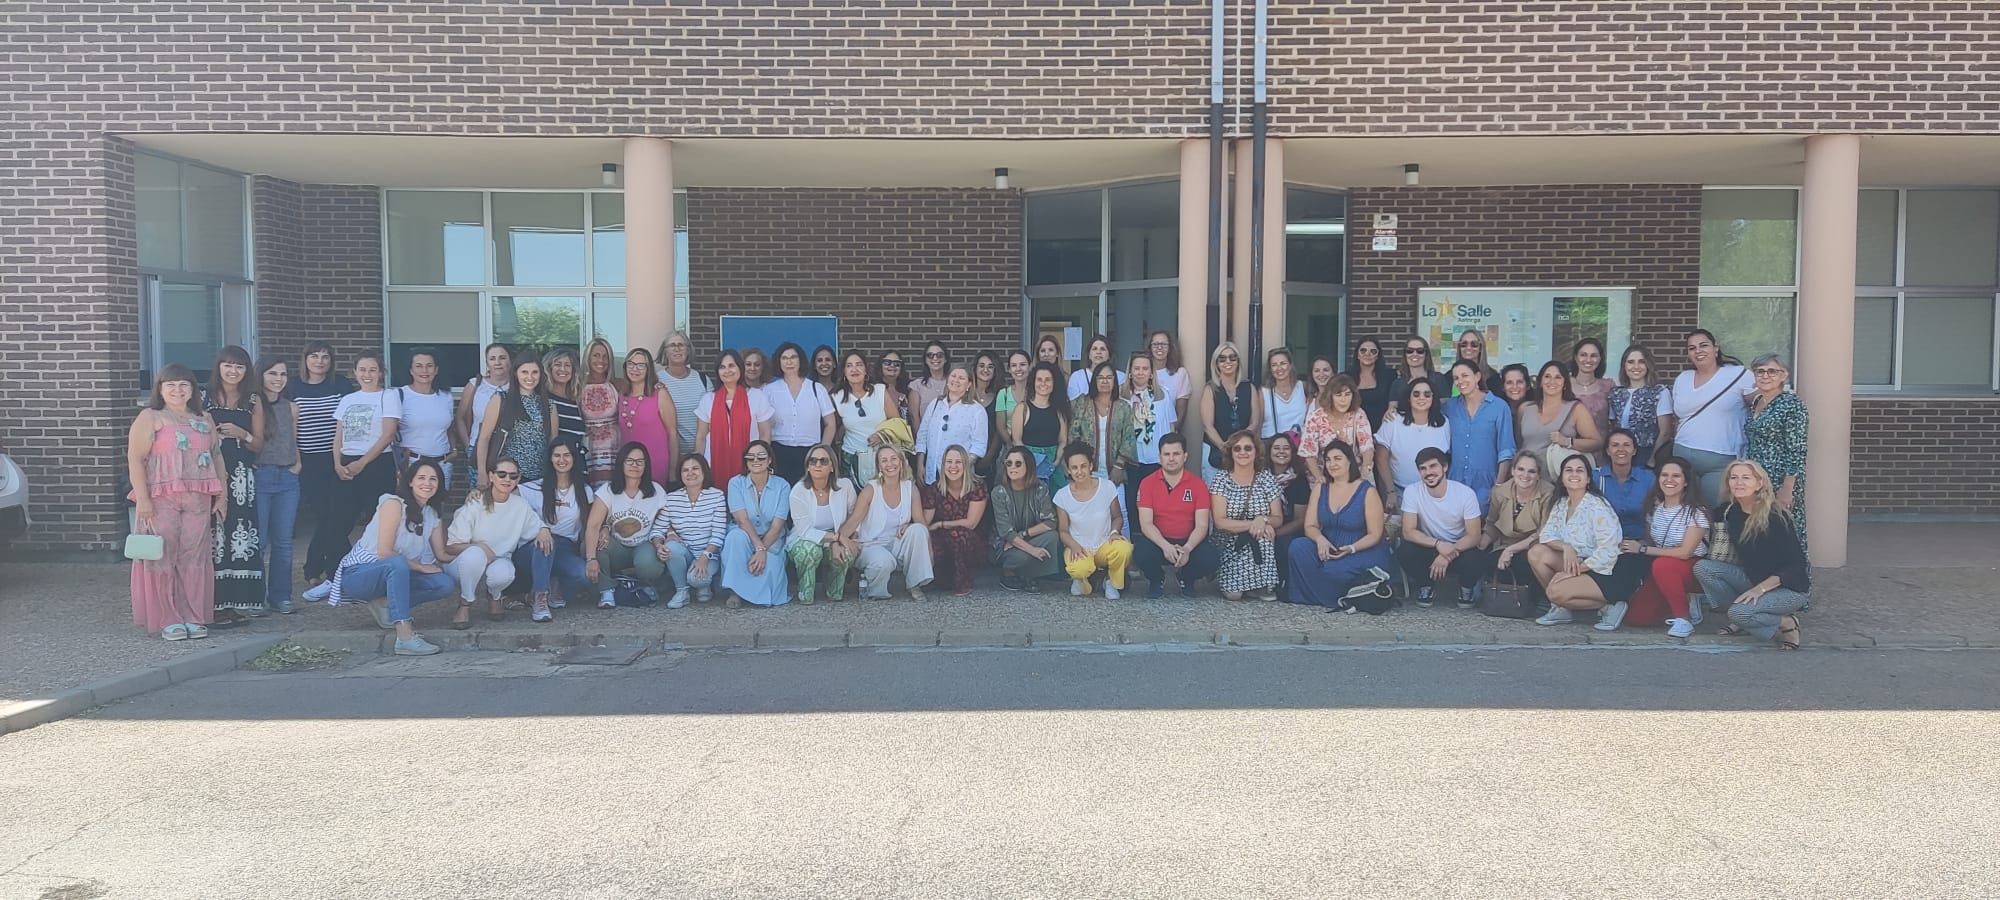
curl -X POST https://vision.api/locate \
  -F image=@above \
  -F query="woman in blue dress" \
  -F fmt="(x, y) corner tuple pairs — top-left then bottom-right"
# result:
(1443, 358), (1515, 513)
(720, 440), (791, 608)
(1285, 439), (1394, 612)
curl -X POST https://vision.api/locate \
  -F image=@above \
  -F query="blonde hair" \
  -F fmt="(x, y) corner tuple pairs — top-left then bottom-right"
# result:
(1724, 459), (1782, 541)
(937, 445), (981, 496)
(1208, 341), (1245, 390)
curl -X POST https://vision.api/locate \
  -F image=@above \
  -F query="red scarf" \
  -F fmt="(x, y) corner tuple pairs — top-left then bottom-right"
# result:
(708, 386), (753, 486)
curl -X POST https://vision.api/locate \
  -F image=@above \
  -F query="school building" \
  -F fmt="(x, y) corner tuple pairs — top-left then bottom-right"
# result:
(5, 2), (2000, 564)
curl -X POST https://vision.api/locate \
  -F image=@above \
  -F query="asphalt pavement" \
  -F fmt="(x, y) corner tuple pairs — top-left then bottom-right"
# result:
(3, 645), (1997, 899)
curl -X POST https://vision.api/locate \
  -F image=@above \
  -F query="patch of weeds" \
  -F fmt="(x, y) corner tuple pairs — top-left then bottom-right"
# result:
(244, 640), (348, 672)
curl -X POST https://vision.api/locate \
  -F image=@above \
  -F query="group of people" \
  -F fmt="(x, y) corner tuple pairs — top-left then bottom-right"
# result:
(124, 324), (1813, 654)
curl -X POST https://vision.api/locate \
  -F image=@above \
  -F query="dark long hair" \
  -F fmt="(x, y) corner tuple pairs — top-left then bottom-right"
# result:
(611, 441), (657, 498)
(1535, 360), (1576, 403)
(1343, 337), (1393, 385)
(254, 355), (290, 435)
(539, 439), (592, 526)
(1027, 361), (1071, 436)
(1396, 376), (1445, 428)
(398, 459), (448, 534)
(206, 345), (255, 410)
(495, 356), (553, 434)
(836, 349), (877, 403)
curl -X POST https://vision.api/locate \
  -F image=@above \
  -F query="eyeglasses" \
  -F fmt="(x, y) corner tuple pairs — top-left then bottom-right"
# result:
(925, 351), (945, 359)
(1150, 341), (1170, 349)
(1358, 347), (1379, 355)
(1753, 367), (1785, 376)
(623, 458), (646, 466)
(493, 471), (521, 480)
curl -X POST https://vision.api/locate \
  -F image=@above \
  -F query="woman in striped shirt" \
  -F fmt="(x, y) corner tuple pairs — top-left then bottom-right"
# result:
(325, 460), (457, 656)
(653, 453), (730, 608)
(289, 341), (353, 590)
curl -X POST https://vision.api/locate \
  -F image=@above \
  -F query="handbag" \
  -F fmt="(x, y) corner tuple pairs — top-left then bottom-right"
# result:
(1479, 568), (1539, 619)
(124, 532), (164, 561)
(1542, 402), (1579, 475)
(1705, 516), (1741, 566)
(613, 575), (655, 608)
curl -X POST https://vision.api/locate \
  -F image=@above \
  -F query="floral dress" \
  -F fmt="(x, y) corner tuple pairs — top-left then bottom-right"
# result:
(580, 381), (622, 482)
(1215, 470), (1282, 593)
(1299, 404), (1375, 466)
(923, 482), (988, 593)
(1745, 391), (1810, 558)
(207, 402), (265, 613)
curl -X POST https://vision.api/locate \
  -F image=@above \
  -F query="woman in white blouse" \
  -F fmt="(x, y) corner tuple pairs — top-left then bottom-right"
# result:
(1260, 348), (1310, 441)
(1529, 453), (1640, 630)
(764, 341), (837, 485)
(515, 441), (595, 623)
(915, 365), (988, 485)
(839, 445), (935, 601)
(787, 444), (859, 604)
(445, 455), (548, 624)
(834, 350), (887, 488)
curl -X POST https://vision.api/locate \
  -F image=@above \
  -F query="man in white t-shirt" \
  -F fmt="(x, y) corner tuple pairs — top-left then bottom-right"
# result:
(1395, 447), (1484, 609)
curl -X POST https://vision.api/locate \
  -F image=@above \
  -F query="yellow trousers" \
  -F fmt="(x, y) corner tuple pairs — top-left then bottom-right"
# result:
(1064, 538), (1133, 589)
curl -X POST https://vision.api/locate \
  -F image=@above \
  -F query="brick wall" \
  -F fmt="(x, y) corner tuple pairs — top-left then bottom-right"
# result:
(1851, 398), (2000, 514)
(1345, 185), (1704, 361)
(686, 188), (1022, 362)
(252, 180), (384, 366)
(252, 177), (304, 355)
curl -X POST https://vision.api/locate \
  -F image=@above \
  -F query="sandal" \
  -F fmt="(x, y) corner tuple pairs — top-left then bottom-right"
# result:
(450, 603), (474, 631)
(1717, 623), (1746, 636)
(485, 598), (506, 622)
(209, 609), (248, 630)
(163, 624), (191, 642)
(1776, 616), (1802, 651)
(185, 624), (210, 640)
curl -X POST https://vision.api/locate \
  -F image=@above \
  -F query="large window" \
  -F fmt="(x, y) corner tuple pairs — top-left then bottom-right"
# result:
(1024, 181), (1177, 360)
(1698, 189), (1799, 368)
(1853, 189), (2000, 391)
(136, 152), (253, 383)
(383, 190), (687, 387)
(1283, 187), (1348, 367)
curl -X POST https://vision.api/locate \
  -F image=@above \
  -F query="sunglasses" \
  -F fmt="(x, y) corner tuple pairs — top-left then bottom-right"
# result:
(493, 471), (521, 480)
(925, 351), (945, 359)
(807, 457), (833, 466)
(745, 453), (770, 462)
(1358, 347), (1380, 354)
(1005, 460), (1027, 467)
(882, 360), (903, 368)
(1405, 348), (1426, 355)
(1216, 354), (1239, 362)
(1232, 445), (1256, 453)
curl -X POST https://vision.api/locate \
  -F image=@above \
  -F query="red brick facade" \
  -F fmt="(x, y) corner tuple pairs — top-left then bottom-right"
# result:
(256, 184), (384, 364)
(1851, 398), (2000, 515)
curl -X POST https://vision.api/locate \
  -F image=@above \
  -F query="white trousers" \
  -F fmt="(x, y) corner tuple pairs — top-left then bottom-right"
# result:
(858, 527), (935, 598)
(447, 545), (518, 602)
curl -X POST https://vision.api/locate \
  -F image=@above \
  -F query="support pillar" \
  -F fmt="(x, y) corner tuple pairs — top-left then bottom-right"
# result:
(1231, 140), (1254, 351)
(1177, 138), (1213, 401)
(1259, 138), (1287, 359)
(623, 137), (675, 356)
(1797, 134), (1859, 567)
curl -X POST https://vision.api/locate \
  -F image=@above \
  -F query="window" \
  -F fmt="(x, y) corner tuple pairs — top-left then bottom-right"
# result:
(1283, 187), (1348, 366)
(135, 152), (253, 383)
(1697, 188), (1799, 386)
(1023, 181), (1178, 357)
(1846, 189), (2000, 392)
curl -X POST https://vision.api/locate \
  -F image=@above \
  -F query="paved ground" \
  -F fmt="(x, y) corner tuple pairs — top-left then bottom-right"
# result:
(5, 520), (1997, 702)
(2, 644), (1996, 899)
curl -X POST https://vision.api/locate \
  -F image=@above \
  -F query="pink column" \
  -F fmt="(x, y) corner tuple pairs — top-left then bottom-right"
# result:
(1260, 138), (1287, 357)
(1177, 138), (1212, 407)
(1797, 134), (1859, 567)
(623, 137), (675, 356)
(1230, 139), (1254, 348)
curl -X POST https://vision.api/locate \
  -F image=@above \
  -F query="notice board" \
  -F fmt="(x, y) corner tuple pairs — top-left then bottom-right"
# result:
(1415, 287), (1632, 371)
(718, 316), (840, 359)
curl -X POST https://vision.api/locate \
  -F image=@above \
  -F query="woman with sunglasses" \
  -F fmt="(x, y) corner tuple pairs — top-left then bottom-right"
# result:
(765, 341), (837, 484)
(787, 444), (859, 604)
(1210, 430), (1283, 601)
(910, 340), (952, 422)
(444, 454), (547, 625)
(990, 445), (1063, 591)
(719, 439), (792, 608)
(840, 444), (936, 601)
(1199, 342), (1261, 481)
(835, 350), (888, 486)
(1387, 337), (1451, 418)
(694, 350), (775, 489)
(878, 351), (914, 426)
(1346, 338), (1396, 430)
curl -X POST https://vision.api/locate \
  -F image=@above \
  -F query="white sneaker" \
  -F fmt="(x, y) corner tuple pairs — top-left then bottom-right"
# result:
(694, 587), (713, 604)
(1071, 579), (1089, 597)
(302, 581), (333, 602)
(1666, 617), (1694, 638)
(1535, 606), (1573, 626)
(1105, 583), (1122, 600)
(597, 590), (616, 609)
(1594, 601), (1628, 632)
(667, 588), (689, 609)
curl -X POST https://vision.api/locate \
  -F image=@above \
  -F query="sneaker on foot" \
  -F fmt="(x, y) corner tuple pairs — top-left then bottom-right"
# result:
(597, 590), (617, 609)
(363, 597), (393, 630)
(667, 588), (689, 609)
(394, 636), (441, 656)
(269, 598), (296, 615)
(1173, 579), (1192, 598)
(1000, 575), (1027, 592)
(1146, 581), (1165, 600)
(1595, 601), (1629, 632)
(694, 587), (713, 604)
(1071, 579), (1089, 597)
(1456, 587), (1475, 610)
(1535, 606), (1574, 626)
(1666, 617), (1694, 638)
(1416, 587), (1434, 609)
(302, 581), (333, 602)
(530, 595), (553, 623)
(549, 594), (567, 609)
(909, 585), (929, 602)
(1105, 583), (1122, 600)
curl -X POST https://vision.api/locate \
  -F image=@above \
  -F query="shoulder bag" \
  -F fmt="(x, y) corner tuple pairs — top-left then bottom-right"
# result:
(1480, 567), (1539, 619)
(1543, 402), (1579, 475)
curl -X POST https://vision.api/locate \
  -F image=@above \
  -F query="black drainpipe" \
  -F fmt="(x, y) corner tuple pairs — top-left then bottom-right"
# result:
(1246, 0), (1270, 371)
(1205, 0), (1225, 357)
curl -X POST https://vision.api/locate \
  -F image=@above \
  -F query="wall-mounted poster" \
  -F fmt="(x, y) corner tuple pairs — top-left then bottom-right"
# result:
(1416, 287), (1633, 371)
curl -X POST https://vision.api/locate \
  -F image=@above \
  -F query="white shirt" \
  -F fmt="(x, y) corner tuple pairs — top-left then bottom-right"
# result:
(445, 492), (545, 557)
(519, 479), (585, 542)
(915, 397), (990, 483)
(1068, 368), (1127, 401)
(1648, 503), (1711, 556)
(763, 378), (836, 447)
(1130, 389), (1179, 466)
(466, 378), (508, 443)
(788, 479), (857, 548)
(1670, 365), (1755, 457)
(395, 386), (455, 457)
(1056, 480), (1120, 552)
(334, 389), (401, 457)
(1374, 417), (1453, 490)
(693, 388), (775, 458)
(1400, 479), (1482, 543)
(1157, 366), (1192, 404)
(595, 482), (670, 548)
(836, 385), (888, 455)
(858, 479), (916, 545)
(1261, 383), (1310, 438)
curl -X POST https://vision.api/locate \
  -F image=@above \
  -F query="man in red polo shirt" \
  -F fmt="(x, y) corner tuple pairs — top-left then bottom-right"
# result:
(1135, 434), (1221, 598)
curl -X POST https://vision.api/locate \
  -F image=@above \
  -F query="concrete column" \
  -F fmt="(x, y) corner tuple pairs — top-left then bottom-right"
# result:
(1260, 138), (1287, 358)
(1796, 134), (1859, 568)
(1177, 138), (1212, 399)
(622, 137), (675, 356)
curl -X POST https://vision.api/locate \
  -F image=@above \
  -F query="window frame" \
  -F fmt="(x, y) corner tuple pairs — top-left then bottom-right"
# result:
(1021, 178), (1180, 349)
(1850, 187), (2000, 395)
(135, 151), (255, 385)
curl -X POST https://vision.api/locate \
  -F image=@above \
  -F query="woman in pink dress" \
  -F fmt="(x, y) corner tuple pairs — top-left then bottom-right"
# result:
(125, 364), (227, 640)
(616, 347), (678, 486)
(580, 338), (622, 483)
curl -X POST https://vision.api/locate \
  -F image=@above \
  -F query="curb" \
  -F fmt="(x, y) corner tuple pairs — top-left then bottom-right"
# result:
(0, 634), (286, 737)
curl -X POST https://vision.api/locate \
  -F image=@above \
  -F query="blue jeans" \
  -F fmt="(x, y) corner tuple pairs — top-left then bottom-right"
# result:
(256, 465), (300, 608)
(662, 540), (719, 593)
(512, 535), (593, 596)
(339, 556), (457, 623)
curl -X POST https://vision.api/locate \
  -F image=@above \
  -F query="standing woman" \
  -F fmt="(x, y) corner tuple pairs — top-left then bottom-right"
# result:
(694, 350), (775, 488)
(787, 444), (859, 604)
(1620, 457), (1710, 639)
(910, 340), (951, 419)
(841, 445), (936, 601)
(812, 344), (841, 394)
(1285, 440), (1394, 611)
(971, 351), (1001, 407)
(395, 349), (458, 489)
(1529, 454), (1637, 630)
(972, 351), (1003, 476)
(1697, 460), (1810, 649)
(1518, 361), (1604, 475)
(444, 454), (545, 623)
(127, 364), (226, 640)
(1260, 348), (1309, 444)
(1347, 341), (1394, 430)
(617, 348), (678, 487)
(454, 342), (513, 463)
(1010, 362), (1071, 490)
(476, 356), (555, 488)
(1609, 346), (1671, 467)
(923, 445), (989, 596)
(1054, 442), (1132, 599)
(1371, 378), (1451, 506)
(1306, 356), (1337, 405)
(579, 338), (622, 483)
(253, 356), (301, 614)
(1067, 335), (1123, 400)
(990, 445), (1063, 589)
(309, 354), (400, 603)
(1569, 338), (1613, 449)
(878, 351), (914, 426)
(1453, 329), (1506, 395)
(1299, 374), (1375, 485)
(289, 341), (352, 590)
(720, 440), (791, 609)
(543, 347), (585, 449)
(206, 346), (266, 627)
(1663, 328), (1752, 505)
(1123, 353), (1176, 530)
(1743, 352), (1810, 556)
(739, 347), (770, 391)
(1389, 336), (1452, 410)
(834, 350), (887, 487)
(1198, 342), (1261, 480)
(656, 331), (709, 460)
(1443, 359), (1515, 512)
(765, 341), (837, 485)
(516, 441), (595, 622)
(1210, 430), (1284, 601)
(1035, 334), (1065, 373)
(1148, 329), (1191, 423)
(917, 365), (989, 485)
(1066, 362), (1136, 488)
(993, 350), (1033, 444)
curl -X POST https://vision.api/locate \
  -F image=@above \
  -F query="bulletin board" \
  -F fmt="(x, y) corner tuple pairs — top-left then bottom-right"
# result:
(718, 316), (840, 359)
(1415, 287), (1633, 370)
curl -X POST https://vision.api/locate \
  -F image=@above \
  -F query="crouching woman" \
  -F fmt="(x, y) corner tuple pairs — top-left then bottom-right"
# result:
(1696, 459), (1809, 650)
(326, 460), (459, 655)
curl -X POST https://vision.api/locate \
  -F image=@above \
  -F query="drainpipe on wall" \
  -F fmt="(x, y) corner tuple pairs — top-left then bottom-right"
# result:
(1205, 0), (1226, 355)
(1246, 0), (1270, 371)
